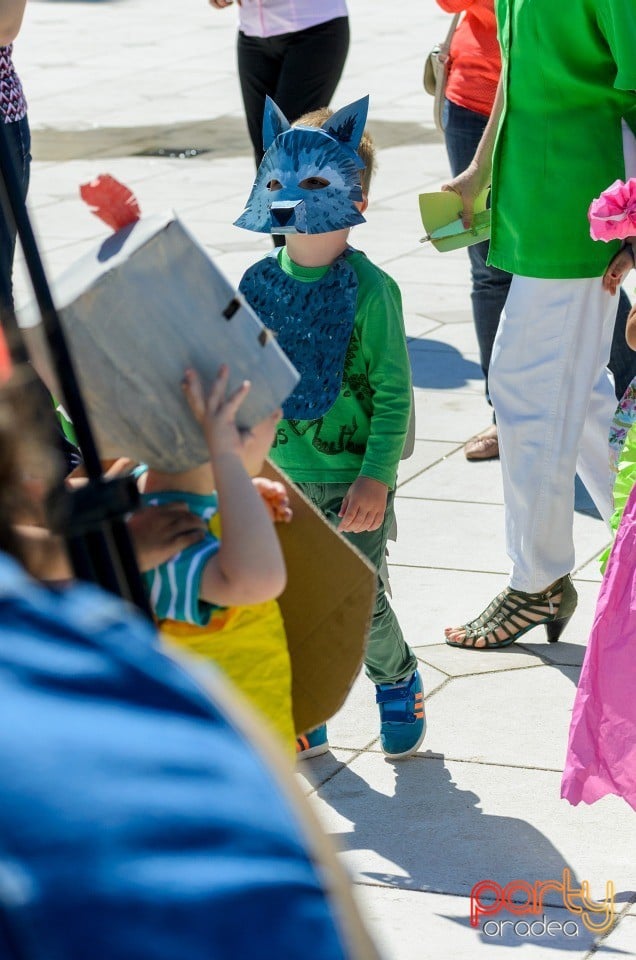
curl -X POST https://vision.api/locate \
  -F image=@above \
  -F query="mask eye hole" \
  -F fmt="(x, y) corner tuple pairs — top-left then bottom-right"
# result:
(299, 176), (330, 191)
(267, 179), (283, 191)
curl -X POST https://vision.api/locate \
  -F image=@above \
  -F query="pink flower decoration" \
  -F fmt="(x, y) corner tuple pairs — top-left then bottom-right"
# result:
(588, 178), (636, 242)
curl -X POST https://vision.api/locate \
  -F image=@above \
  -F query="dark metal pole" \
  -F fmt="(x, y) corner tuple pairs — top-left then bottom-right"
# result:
(0, 119), (151, 616)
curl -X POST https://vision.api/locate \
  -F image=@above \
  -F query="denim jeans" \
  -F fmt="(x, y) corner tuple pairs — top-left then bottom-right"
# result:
(0, 114), (30, 315)
(442, 98), (636, 405)
(0, 115), (80, 470)
(443, 98), (510, 414)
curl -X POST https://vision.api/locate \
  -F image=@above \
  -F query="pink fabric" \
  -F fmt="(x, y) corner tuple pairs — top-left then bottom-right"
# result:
(561, 484), (636, 811)
(588, 177), (636, 242)
(238, 0), (347, 38)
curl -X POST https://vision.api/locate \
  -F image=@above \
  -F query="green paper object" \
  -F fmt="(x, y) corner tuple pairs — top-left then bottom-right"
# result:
(599, 421), (636, 573)
(418, 188), (491, 252)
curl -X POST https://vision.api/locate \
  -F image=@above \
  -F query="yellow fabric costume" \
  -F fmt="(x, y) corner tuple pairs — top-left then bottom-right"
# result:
(142, 491), (294, 750)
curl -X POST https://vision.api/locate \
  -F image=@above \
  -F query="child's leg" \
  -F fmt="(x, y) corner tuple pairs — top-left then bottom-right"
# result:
(296, 482), (418, 684)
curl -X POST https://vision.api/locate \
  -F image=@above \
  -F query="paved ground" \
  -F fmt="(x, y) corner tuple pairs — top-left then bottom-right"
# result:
(14, 2), (636, 957)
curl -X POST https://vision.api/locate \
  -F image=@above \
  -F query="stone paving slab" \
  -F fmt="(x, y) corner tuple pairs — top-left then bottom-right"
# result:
(410, 389), (503, 442)
(417, 320), (486, 355)
(308, 755), (636, 898)
(416, 641), (554, 676)
(354, 886), (600, 960)
(391, 499), (507, 572)
(422, 666), (579, 769)
(396, 439), (459, 487)
(296, 749), (358, 797)
(399, 450), (504, 504)
(601, 916), (636, 957)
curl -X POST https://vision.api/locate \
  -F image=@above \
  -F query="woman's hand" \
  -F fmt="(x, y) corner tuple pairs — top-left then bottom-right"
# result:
(442, 161), (491, 230)
(602, 241), (636, 297)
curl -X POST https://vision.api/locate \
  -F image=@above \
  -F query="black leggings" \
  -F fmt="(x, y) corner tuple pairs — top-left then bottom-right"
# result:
(237, 16), (350, 165)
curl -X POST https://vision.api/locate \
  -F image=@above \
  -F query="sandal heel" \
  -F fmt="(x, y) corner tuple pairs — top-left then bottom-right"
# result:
(545, 614), (572, 643)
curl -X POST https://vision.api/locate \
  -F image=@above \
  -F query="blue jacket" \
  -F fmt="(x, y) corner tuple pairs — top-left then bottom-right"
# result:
(0, 554), (347, 960)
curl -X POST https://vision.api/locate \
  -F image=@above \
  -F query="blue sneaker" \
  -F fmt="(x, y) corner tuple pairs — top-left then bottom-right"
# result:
(375, 670), (426, 760)
(296, 724), (329, 760)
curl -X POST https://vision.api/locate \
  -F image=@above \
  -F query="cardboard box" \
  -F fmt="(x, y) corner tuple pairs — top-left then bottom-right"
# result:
(262, 461), (375, 735)
(19, 214), (299, 472)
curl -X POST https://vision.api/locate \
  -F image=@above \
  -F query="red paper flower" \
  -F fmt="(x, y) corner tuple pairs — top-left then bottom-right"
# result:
(79, 174), (142, 231)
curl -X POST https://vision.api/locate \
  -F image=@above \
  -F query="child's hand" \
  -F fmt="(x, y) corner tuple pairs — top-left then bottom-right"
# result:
(602, 241), (636, 296)
(252, 477), (292, 523)
(338, 477), (388, 534)
(182, 366), (280, 473)
(182, 365), (251, 460)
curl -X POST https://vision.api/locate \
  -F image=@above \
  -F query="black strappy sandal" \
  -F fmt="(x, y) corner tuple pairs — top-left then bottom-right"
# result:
(445, 575), (578, 650)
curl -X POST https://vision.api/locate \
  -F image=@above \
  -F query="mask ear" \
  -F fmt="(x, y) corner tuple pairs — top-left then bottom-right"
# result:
(322, 96), (369, 152)
(262, 96), (291, 152)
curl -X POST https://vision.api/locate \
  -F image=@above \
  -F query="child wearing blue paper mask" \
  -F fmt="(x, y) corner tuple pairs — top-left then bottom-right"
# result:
(236, 97), (425, 761)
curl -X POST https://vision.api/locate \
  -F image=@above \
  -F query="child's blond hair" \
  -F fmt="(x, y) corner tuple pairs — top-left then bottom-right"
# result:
(293, 107), (376, 196)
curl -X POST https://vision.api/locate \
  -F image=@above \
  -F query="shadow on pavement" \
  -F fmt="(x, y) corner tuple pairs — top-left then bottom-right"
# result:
(408, 340), (483, 390)
(312, 757), (631, 952)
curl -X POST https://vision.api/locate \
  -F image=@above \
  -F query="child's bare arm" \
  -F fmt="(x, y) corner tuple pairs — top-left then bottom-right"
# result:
(182, 366), (286, 606)
(603, 239), (636, 296)
(338, 476), (388, 534)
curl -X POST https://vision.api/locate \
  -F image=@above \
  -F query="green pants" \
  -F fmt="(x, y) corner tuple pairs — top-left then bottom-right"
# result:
(296, 482), (418, 685)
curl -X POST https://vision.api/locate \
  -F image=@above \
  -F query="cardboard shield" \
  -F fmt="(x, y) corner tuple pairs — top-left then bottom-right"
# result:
(262, 461), (375, 735)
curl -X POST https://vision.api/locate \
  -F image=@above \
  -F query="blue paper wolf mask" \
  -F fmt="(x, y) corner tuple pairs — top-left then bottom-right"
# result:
(235, 95), (369, 235)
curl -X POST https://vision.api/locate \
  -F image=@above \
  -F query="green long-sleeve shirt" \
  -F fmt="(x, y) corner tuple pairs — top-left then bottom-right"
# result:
(267, 248), (412, 489)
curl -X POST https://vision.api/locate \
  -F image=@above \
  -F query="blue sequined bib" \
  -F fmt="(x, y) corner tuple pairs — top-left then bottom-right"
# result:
(239, 250), (358, 419)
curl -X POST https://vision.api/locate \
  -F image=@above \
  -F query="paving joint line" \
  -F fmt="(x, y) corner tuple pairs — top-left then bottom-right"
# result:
(417, 659), (549, 679)
(359, 750), (566, 774)
(583, 895), (636, 958)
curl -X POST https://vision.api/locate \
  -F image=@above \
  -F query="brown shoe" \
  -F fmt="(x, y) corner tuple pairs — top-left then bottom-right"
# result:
(464, 424), (499, 461)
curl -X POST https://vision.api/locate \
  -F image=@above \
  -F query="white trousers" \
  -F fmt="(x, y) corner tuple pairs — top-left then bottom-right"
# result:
(489, 276), (618, 592)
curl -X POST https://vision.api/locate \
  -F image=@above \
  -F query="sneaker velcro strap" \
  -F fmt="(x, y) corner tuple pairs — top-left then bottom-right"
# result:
(375, 685), (411, 704)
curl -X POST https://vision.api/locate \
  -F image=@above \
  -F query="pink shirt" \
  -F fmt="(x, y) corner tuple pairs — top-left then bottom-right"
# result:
(237, 0), (348, 38)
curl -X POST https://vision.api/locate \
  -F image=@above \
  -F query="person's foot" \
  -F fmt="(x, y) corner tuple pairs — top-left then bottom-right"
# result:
(375, 670), (426, 760)
(464, 423), (498, 461)
(296, 724), (329, 759)
(444, 577), (578, 649)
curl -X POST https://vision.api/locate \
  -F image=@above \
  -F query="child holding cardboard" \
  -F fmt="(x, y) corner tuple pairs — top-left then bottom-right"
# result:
(236, 96), (425, 760)
(141, 364), (296, 749)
